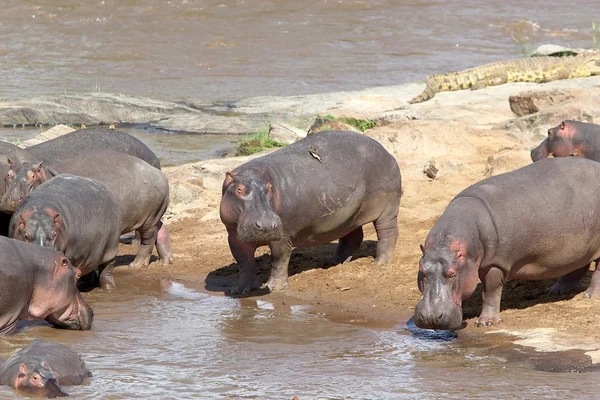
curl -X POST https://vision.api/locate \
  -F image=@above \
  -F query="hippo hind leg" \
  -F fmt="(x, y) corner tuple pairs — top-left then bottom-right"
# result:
(332, 227), (364, 264)
(155, 220), (174, 266)
(549, 264), (589, 295)
(372, 199), (400, 265)
(584, 259), (600, 298)
(129, 224), (158, 268)
(99, 259), (117, 291)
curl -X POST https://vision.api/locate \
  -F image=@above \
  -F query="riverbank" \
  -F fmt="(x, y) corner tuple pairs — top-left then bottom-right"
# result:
(8, 74), (600, 356)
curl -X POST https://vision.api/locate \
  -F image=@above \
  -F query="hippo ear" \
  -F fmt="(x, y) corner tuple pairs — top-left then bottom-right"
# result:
(18, 363), (28, 376)
(560, 121), (566, 130)
(222, 172), (236, 193)
(419, 244), (425, 255)
(53, 213), (62, 228)
(7, 158), (13, 169)
(18, 214), (26, 228)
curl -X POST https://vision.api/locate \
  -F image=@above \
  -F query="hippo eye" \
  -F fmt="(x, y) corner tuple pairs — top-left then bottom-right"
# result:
(24, 232), (32, 241)
(60, 258), (68, 267)
(32, 375), (39, 382)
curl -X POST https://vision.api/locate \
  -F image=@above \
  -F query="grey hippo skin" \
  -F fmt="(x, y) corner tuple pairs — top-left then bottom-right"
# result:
(414, 157), (600, 331)
(531, 120), (600, 162)
(4, 151), (173, 269)
(0, 141), (33, 236)
(0, 339), (91, 398)
(27, 127), (161, 168)
(0, 236), (93, 335)
(220, 130), (402, 295)
(9, 174), (121, 290)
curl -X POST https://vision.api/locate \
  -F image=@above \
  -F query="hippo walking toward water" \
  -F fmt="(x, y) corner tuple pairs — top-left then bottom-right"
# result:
(220, 130), (402, 295)
(414, 157), (600, 331)
(0, 236), (93, 335)
(0, 339), (91, 398)
(531, 120), (600, 162)
(3, 151), (173, 270)
(9, 174), (121, 290)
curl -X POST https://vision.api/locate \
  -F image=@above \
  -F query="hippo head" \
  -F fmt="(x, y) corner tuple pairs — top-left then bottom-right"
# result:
(1, 160), (51, 213)
(13, 362), (68, 398)
(11, 207), (68, 252)
(219, 169), (283, 243)
(413, 239), (480, 331)
(530, 120), (584, 161)
(30, 252), (93, 331)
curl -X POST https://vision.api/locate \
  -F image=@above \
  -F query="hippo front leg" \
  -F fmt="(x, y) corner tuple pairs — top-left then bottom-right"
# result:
(584, 260), (600, 298)
(265, 238), (293, 291)
(227, 229), (259, 295)
(476, 266), (505, 327)
(373, 200), (399, 265)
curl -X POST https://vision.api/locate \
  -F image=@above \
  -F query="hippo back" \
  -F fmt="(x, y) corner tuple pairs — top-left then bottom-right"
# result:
(28, 128), (160, 169)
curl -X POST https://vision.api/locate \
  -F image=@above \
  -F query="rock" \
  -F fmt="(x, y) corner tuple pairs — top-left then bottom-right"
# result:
(19, 124), (76, 147)
(484, 148), (532, 177)
(306, 117), (361, 134)
(509, 90), (578, 117)
(268, 123), (307, 144)
(423, 159), (439, 179)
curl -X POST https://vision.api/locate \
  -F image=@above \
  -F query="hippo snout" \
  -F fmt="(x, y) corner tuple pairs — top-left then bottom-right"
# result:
(413, 297), (464, 331)
(530, 142), (548, 162)
(237, 213), (283, 243)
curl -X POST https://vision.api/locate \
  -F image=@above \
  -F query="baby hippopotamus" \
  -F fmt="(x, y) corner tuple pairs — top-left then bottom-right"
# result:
(0, 339), (91, 398)
(414, 157), (600, 331)
(531, 120), (600, 162)
(220, 130), (402, 294)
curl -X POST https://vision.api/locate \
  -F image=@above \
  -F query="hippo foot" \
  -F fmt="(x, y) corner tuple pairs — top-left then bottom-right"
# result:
(583, 289), (600, 299)
(100, 280), (116, 291)
(159, 254), (174, 266)
(374, 255), (392, 266)
(227, 283), (257, 295)
(264, 276), (289, 292)
(475, 316), (502, 327)
(129, 257), (151, 269)
(549, 282), (579, 296)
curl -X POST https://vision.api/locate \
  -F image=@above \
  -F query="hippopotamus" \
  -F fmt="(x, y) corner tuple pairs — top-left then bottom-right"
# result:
(220, 130), (402, 294)
(0, 339), (91, 398)
(531, 120), (600, 162)
(4, 150), (172, 270)
(414, 157), (600, 331)
(0, 142), (33, 236)
(27, 127), (161, 168)
(10, 174), (121, 290)
(0, 236), (93, 335)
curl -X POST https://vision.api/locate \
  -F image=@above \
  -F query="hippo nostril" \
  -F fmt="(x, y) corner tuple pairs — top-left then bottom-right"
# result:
(255, 221), (262, 229)
(437, 312), (444, 321)
(271, 222), (278, 229)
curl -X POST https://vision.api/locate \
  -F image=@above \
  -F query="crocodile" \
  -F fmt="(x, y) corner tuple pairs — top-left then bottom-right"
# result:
(408, 54), (600, 104)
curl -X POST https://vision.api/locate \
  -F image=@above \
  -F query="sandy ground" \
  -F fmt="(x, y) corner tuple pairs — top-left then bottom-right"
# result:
(116, 112), (600, 342)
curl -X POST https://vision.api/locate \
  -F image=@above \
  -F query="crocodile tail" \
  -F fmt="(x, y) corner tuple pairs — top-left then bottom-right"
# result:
(408, 77), (438, 104)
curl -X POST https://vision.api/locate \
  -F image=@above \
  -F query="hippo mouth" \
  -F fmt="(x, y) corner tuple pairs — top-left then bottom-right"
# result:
(24, 378), (69, 398)
(236, 216), (284, 243)
(46, 293), (94, 331)
(413, 295), (465, 331)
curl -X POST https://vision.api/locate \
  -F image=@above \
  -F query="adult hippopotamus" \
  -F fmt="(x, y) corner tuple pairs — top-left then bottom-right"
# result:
(220, 130), (402, 295)
(0, 142), (32, 236)
(414, 157), (600, 331)
(10, 174), (121, 290)
(0, 339), (91, 398)
(4, 151), (172, 269)
(27, 127), (161, 168)
(0, 236), (93, 335)
(530, 120), (600, 162)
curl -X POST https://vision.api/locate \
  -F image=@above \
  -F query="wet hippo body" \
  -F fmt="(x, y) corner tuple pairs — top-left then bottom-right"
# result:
(220, 130), (402, 295)
(531, 120), (600, 161)
(27, 127), (161, 168)
(414, 157), (600, 331)
(0, 339), (91, 398)
(9, 174), (121, 290)
(0, 236), (93, 335)
(4, 151), (172, 270)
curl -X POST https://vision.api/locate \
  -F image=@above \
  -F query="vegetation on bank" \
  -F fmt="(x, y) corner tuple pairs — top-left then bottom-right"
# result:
(235, 125), (284, 156)
(318, 114), (377, 132)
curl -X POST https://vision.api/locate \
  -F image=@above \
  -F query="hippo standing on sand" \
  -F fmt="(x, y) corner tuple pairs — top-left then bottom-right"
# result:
(531, 120), (600, 162)
(3, 151), (173, 269)
(414, 157), (600, 331)
(220, 130), (402, 295)
(0, 339), (91, 398)
(0, 236), (93, 335)
(10, 174), (121, 290)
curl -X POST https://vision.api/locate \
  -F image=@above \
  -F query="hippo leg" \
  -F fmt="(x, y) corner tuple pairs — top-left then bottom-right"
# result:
(227, 229), (259, 295)
(99, 259), (117, 291)
(0, 319), (18, 336)
(333, 227), (364, 264)
(549, 265), (590, 295)
(373, 200), (399, 265)
(265, 238), (293, 291)
(476, 266), (505, 327)
(129, 225), (158, 268)
(584, 259), (600, 298)
(155, 220), (174, 266)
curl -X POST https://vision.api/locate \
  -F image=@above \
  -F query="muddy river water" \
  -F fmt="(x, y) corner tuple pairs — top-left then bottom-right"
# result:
(1, 270), (600, 399)
(3, 1), (600, 398)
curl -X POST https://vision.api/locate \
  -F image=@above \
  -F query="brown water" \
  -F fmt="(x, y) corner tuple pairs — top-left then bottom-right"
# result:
(1, 272), (599, 399)
(1, 0), (599, 103)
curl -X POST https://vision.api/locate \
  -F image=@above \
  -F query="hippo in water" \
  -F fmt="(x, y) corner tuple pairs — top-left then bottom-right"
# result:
(0, 339), (91, 398)
(10, 174), (121, 290)
(414, 157), (600, 331)
(3, 150), (172, 269)
(0, 142), (33, 236)
(220, 130), (402, 295)
(0, 236), (93, 335)
(530, 120), (600, 162)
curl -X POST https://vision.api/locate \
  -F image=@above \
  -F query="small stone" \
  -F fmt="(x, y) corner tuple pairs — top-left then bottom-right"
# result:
(423, 159), (439, 179)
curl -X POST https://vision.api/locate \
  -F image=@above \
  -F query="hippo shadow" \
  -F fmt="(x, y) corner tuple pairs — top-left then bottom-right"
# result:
(205, 240), (378, 297)
(462, 270), (592, 320)
(76, 254), (160, 292)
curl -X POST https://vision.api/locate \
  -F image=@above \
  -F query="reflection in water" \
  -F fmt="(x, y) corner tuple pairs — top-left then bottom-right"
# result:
(0, 274), (599, 399)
